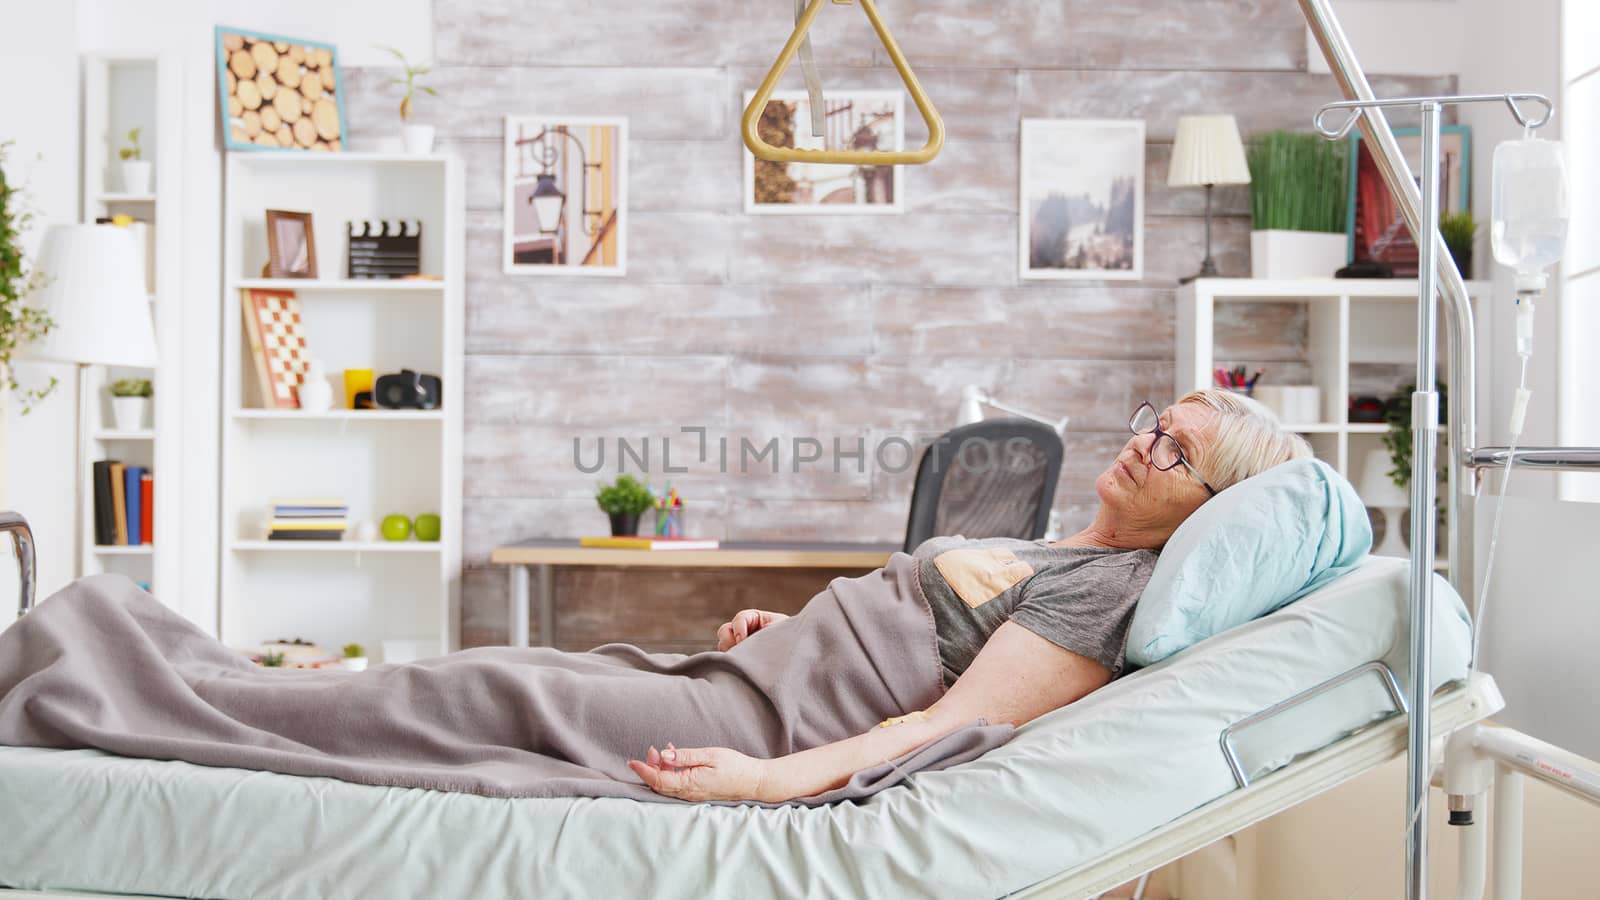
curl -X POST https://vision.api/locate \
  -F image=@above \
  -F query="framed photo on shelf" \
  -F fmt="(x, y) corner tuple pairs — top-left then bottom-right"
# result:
(1346, 125), (1472, 276)
(502, 115), (628, 276)
(215, 27), (346, 153)
(741, 89), (905, 214)
(265, 209), (318, 279)
(1019, 118), (1145, 281)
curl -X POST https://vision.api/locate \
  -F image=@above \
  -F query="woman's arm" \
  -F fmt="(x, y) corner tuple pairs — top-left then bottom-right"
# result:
(629, 621), (1111, 802)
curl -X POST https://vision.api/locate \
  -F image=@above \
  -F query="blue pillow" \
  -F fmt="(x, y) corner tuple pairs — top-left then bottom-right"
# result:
(1125, 458), (1372, 667)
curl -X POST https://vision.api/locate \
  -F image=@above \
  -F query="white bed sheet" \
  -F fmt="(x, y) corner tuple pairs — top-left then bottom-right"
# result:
(0, 557), (1471, 900)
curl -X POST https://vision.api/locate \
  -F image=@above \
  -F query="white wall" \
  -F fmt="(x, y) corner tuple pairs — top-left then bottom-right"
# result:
(1559, 0), (1600, 502)
(0, 1), (81, 607)
(0, 0), (432, 624)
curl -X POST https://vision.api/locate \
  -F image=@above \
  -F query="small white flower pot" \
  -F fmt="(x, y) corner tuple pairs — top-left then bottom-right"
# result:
(343, 657), (369, 672)
(120, 160), (153, 195)
(1250, 230), (1348, 279)
(110, 396), (148, 431)
(401, 124), (436, 155)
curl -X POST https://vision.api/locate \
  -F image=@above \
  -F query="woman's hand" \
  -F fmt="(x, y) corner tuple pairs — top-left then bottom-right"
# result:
(715, 609), (788, 651)
(628, 743), (774, 802)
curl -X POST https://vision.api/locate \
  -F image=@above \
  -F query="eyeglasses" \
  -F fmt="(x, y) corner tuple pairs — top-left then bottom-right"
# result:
(1129, 401), (1218, 497)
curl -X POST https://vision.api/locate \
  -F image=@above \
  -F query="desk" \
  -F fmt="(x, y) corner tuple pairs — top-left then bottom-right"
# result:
(489, 539), (900, 648)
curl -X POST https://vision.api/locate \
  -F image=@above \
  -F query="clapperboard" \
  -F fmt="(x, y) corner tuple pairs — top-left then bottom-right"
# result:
(346, 219), (422, 279)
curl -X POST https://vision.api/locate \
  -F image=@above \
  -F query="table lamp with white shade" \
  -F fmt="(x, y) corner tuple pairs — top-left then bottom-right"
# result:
(1167, 114), (1251, 284)
(17, 225), (158, 568)
(1357, 446), (1410, 558)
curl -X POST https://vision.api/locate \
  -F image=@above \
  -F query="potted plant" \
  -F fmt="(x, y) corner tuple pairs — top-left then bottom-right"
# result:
(379, 46), (438, 155)
(108, 377), (152, 431)
(118, 128), (151, 195)
(1246, 130), (1350, 278)
(596, 474), (653, 536)
(0, 142), (56, 414)
(342, 642), (368, 672)
(1439, 210), (1477, 279)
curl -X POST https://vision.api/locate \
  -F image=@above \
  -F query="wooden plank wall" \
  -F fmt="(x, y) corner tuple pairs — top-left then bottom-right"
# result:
(340, 0), (1455, 651)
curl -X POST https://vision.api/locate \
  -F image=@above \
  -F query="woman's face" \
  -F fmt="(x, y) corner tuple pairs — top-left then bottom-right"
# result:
(1094, 402), (1216, 545)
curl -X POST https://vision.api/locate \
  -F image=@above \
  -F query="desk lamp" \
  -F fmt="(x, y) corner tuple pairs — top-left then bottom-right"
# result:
(1168, 114), (1251, 283)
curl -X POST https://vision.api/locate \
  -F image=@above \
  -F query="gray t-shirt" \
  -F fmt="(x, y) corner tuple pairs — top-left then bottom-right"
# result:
(910, 536), (1159, 685)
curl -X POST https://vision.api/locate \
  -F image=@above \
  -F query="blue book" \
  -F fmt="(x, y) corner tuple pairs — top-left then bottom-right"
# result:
(125, 466), (145, 545)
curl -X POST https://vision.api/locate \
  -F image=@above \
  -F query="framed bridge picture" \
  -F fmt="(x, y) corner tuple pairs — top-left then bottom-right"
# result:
(742, 89), (905, 214)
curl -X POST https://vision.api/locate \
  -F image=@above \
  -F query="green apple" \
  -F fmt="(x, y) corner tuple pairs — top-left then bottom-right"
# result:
(414, 513), (441, 542)
(380, 514), (412, 541)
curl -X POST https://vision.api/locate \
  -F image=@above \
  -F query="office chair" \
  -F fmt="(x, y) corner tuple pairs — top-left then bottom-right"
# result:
(901, 418), (1064, 553)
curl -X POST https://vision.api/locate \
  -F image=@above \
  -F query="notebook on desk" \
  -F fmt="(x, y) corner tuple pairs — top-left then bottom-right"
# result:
(578, 536), (721, 550)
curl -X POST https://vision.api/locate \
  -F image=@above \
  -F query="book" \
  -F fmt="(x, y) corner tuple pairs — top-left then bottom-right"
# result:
(271, 497), (346, 508)
(124, 466), (145, 545)
(271, 508), (349, 517)
(140, 473), (154, 545)
(109, 462), (128, 545)
(578, 536), (721, 551)
(93, 460), (118, 546)
(268, 530), (345, 541)
(268, 518), (347, 530)
(240, 288), (309, 409)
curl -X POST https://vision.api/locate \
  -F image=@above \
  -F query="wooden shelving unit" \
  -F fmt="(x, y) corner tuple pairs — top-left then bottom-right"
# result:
(76, 53), (182, 596)
(219, 152), (463, 661)
(1179, 277), (1490, 570)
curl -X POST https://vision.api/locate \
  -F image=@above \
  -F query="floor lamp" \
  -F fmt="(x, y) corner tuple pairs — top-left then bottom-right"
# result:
(18, 224), (158, 574)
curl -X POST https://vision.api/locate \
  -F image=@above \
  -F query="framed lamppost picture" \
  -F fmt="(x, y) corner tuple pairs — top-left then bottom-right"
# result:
(1019, 118), (1145, 281)
(502, 115), (628, 276)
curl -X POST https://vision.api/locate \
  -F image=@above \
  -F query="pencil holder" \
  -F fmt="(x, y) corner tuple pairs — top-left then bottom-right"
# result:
(654, 507), (683, 538)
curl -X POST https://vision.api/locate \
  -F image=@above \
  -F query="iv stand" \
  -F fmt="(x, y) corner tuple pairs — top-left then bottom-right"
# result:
(1311, 91), (1554, 900)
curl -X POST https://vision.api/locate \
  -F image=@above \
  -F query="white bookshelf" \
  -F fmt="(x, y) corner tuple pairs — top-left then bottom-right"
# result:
(220, 153), (464, 661)
(76, 54), (183, 597)
(1179, 277), (1490, 569)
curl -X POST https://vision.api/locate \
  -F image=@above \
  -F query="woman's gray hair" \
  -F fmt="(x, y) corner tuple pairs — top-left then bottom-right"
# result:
(1178, 388), (1312, 491)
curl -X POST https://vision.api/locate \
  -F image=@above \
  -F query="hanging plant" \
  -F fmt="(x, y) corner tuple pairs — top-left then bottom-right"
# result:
(0, 142), (56, 412)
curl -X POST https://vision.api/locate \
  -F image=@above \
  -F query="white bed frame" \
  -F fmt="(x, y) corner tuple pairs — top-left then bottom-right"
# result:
(4, 2), (1596, 897)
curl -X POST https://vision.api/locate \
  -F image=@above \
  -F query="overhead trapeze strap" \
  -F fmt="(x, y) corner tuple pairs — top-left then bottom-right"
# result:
(795, 0), (826, 137)
(742, 0), (945, 165)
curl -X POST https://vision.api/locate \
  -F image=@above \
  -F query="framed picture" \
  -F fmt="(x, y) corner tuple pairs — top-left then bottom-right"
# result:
(503, 116), (628, 276)
(1346, 125), (1471, 275)
(743, 90), (905, 214)
(1019, 119), (1145, 280)
(215, 27), (346, 153)
(265, 209), (318, 279)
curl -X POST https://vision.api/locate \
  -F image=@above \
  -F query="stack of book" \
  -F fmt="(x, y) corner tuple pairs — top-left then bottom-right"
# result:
(269, 498), (347, 541)
(92, 460), (153, 546)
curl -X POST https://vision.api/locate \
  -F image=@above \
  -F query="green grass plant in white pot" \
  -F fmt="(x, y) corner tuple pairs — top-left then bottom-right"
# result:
(1246, 130), (1349, 278)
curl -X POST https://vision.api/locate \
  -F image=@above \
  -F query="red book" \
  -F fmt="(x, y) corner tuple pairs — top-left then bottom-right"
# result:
(140, 473), (154, 545)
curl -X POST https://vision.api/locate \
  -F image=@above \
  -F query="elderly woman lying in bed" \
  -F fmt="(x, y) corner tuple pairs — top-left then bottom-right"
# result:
(636, 389), (1310, 801)
(0, 390), (1308, 806)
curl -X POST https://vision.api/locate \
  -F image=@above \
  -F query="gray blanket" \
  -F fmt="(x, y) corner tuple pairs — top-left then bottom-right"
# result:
(0, 554), (1013, 805)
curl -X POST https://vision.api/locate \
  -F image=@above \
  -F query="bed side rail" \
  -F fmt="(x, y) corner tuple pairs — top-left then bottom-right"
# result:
(1220, 660), (1407, 789)
(0, 511), (37, 619)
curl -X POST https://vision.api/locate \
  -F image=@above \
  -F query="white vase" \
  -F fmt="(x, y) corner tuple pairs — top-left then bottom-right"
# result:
(1250, 230), (1347, 279)
(120, 160), (152, 195)
(401, 124), (435, 155)
(110, 396), (147, 431)
(343, 657), (369, 672)
(298, 360), (334, 412)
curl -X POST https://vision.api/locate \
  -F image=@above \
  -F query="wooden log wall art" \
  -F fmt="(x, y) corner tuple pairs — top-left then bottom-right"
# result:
(216, 27), (346, 153)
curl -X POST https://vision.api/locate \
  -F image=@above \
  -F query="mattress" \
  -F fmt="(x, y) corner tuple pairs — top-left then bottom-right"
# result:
(0, 557), (1472, 900)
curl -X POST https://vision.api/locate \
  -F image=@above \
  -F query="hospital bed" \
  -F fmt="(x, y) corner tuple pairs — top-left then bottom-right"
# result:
(0, 503), (1496, 897)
